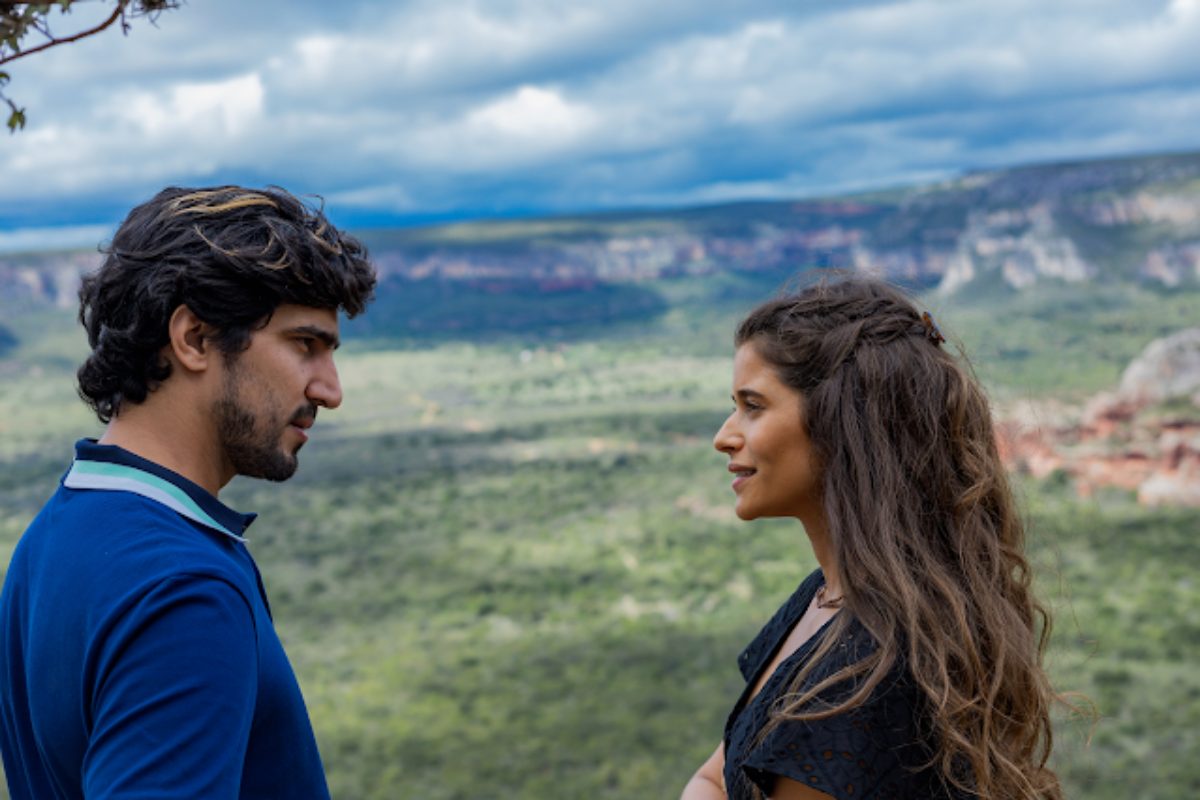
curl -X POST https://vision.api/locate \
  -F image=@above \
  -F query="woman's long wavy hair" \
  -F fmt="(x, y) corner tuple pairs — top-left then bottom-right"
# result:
(738, 277), (1062, 799)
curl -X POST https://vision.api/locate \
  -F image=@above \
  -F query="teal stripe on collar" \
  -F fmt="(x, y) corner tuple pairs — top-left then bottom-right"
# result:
(64, 460), (246, 542)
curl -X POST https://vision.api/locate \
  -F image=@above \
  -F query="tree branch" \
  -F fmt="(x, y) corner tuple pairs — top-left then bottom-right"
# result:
(0, 1), (129, 68)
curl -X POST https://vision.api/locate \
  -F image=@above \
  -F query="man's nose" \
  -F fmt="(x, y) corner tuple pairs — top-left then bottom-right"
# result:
(309, 357), (343, 410)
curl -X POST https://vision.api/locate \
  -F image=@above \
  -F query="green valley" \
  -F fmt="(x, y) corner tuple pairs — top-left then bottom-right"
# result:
(1, 272), (1197, 798)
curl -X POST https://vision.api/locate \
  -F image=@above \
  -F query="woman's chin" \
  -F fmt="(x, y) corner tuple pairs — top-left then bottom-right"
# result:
(734, 504), (758, 521)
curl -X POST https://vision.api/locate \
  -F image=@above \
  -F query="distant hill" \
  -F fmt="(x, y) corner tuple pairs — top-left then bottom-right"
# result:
(349, 150), (1200, 294)
(4, 149), (1199, 336)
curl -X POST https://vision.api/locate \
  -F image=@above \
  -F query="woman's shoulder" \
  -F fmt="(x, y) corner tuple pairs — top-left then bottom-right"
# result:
(734, 652), (948, 799)
(728, 614), (951, 799)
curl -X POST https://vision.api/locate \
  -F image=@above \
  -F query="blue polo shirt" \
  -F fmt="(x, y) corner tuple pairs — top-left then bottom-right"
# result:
(0, 440), (331, 799)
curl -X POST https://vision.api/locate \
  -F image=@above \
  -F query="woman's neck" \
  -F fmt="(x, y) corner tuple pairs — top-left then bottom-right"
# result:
(802, 514), (843, 598)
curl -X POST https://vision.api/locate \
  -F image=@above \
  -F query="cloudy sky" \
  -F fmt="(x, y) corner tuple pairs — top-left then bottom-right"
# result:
(2, 0), (1199, 250)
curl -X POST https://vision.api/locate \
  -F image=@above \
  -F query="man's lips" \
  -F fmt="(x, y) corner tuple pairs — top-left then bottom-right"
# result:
(289, 411), (316, 442)
(290, 405), (318, 429)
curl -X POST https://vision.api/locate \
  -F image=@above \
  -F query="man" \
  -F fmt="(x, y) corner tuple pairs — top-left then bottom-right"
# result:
(0, 186), (376, 798)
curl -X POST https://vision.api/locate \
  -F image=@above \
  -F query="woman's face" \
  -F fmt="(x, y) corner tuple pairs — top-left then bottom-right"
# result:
(713, 343), (823, 525)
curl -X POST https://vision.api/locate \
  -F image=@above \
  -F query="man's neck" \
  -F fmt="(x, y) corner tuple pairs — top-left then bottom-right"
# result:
(99, 406), (230, 496)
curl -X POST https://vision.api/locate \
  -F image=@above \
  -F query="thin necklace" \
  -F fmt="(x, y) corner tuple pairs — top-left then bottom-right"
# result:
(816, 585), (844, 609)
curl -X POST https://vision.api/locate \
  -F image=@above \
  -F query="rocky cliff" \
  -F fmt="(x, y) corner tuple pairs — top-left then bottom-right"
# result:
(4, 150), (1200, 312)
(999, 327), (1200, 507)
(0, 251), (97, 311)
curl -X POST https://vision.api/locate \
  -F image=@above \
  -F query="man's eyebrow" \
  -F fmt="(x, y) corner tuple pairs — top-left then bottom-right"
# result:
(288, 325), (340, 350)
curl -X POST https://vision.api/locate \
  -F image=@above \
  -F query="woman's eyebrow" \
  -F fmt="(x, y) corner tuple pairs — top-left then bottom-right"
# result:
(733, 388), (767, 402)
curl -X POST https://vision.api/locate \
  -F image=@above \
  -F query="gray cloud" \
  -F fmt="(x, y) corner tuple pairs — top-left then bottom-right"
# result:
(2, 0), (1198, 237)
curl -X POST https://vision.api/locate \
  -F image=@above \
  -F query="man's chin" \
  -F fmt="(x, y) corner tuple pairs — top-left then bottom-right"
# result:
(233, 450), (299, 482)
(263, 454), (300, 482)
(262, 465), (298, 482)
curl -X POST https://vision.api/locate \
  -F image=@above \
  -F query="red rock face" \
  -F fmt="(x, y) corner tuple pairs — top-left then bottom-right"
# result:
(999, 413), (1200, 507)
(997, 328), (1200, 508)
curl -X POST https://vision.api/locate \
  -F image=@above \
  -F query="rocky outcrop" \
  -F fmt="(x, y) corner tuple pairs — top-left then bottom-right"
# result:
(940, 203), (1096, 294)
(1138, 242), (1200, 287)
(999, 328), (1200, 507)
(0, 252), (98, 310)
(1082, 190), (1200, 229)
(1114, 328), (1200, 406)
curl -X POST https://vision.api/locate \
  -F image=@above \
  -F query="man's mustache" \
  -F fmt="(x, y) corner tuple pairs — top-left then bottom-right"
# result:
(290, 404), (318, 427)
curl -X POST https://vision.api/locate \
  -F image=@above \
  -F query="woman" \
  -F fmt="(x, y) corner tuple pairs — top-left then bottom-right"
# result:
(682, 278), (1062, 799)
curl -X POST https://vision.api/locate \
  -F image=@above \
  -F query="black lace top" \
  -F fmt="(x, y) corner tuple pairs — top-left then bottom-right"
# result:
(722, 570), (960, 799)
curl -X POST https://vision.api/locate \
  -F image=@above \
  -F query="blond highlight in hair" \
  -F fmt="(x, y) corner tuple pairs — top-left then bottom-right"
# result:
(166, 190), (281, 216)
(77, 184), (376, 422)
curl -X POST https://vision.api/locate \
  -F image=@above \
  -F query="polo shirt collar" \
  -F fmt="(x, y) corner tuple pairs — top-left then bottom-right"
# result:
(64, 439), (257, 542)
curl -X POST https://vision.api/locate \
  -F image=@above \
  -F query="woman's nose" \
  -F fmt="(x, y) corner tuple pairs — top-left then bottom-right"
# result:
(713, 411), (739, 453)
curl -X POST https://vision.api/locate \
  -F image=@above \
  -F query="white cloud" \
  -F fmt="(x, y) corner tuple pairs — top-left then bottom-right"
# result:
(0, 74), (268, 203)
(467, 86), (597, 143)
(327, 184), (418, 212)
(340, 85), (604, 173)
(115, 73), (265, 138)
(273, 5), (618, 105)
(607, 0), (1200, 134)
(0, 224), (113, 254)
(2, 0), (1200, 229)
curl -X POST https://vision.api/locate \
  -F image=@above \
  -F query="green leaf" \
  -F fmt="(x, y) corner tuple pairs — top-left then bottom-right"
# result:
(6, 105), (25, 132)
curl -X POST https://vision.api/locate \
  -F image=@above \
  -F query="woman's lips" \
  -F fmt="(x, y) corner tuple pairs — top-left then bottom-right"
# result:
(728, 464), (756, 490)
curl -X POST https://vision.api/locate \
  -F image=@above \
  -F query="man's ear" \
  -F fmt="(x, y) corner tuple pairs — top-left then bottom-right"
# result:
(166, 305), (217, 373)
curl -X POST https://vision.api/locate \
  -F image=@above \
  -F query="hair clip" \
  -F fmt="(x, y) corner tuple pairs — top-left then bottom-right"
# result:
(921, 311), (946, 346)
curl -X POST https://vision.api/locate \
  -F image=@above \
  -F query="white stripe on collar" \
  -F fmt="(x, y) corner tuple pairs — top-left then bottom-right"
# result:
(64, 460), (247, 542)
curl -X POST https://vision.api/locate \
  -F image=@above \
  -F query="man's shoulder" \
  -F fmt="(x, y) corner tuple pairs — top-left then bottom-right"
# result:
(16, 484), (257, 605)
(37, 482), (234, 542)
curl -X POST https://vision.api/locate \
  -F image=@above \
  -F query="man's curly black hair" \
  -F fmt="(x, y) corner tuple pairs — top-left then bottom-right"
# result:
(76, 185), (377, 423)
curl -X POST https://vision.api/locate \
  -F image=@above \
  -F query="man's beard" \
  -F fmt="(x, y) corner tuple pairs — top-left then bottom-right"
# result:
(215, 369), (315, 482)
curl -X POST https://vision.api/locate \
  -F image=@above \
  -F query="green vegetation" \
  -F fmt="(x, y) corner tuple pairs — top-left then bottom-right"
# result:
(355, 200), (889, 252)
(348, 277), (671, 340)
(1, 278), (1197, 799)
(936, 283), (1200, 401)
